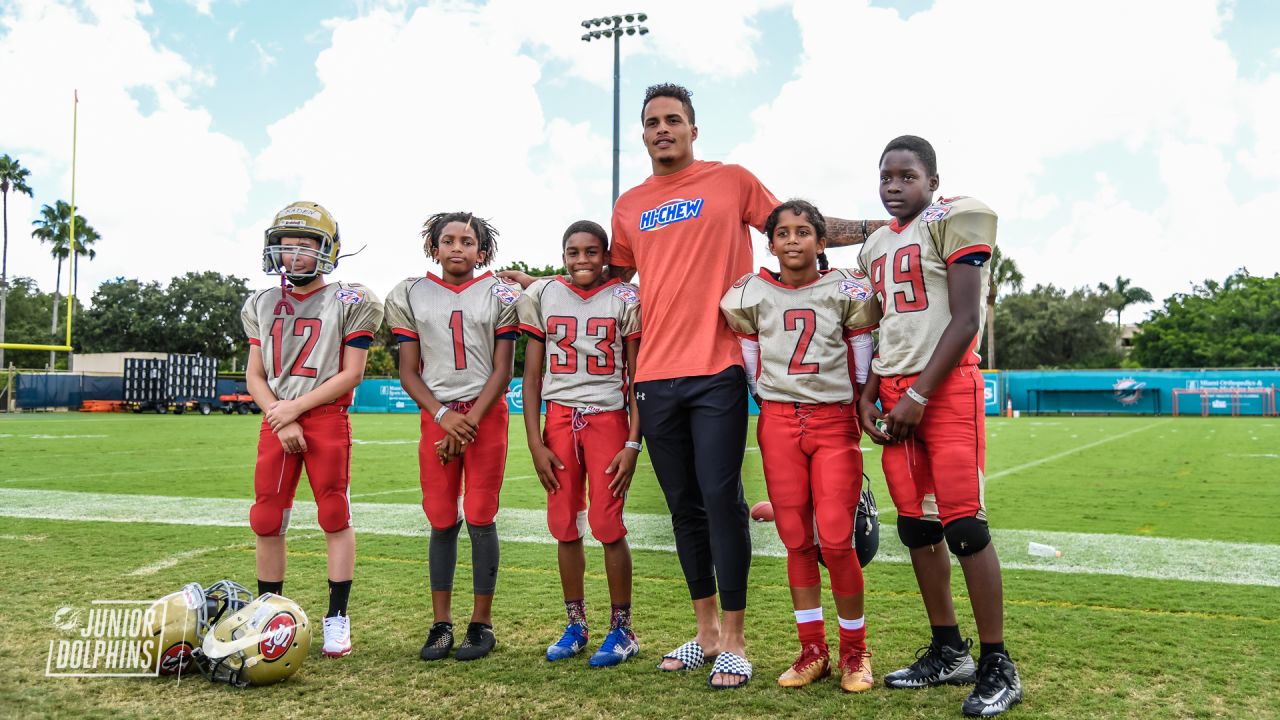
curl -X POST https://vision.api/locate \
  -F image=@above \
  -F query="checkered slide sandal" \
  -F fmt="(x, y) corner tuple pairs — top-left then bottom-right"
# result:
(707, 651), (753, 690)
(658, 640), (707, 671)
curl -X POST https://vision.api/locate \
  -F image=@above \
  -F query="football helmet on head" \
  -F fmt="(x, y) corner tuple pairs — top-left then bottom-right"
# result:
(263, 201), (341, 284)
(138, 580), (252, 677)
(196, 593), (311, 687)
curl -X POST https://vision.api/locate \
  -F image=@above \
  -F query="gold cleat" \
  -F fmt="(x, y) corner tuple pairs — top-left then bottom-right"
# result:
(839, 649), (874, 693)
(777, 643), (831, 688)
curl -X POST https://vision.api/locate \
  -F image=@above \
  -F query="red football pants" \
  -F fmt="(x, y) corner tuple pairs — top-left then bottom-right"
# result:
(879, 365), (987, 525)
(542, 402), (629, 544)
(418, 402), (510, 530)
(758, 401), (864, 596)
(250, 404), (352, 536)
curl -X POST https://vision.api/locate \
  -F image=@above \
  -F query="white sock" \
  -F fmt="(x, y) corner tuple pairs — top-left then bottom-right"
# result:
(794, 607), (824, 624)
(838, 615), (865, 631)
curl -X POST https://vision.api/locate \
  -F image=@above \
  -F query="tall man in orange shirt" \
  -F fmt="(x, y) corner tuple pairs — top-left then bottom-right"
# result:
(608, 84), (885, 689)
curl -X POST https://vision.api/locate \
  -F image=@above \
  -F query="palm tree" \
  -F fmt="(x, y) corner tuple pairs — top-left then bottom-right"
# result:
(0, 154), (34, 368)
(985, 246), (1023, 369)
(1097, 275), (1154, 327)
(32, 201), (97, 367)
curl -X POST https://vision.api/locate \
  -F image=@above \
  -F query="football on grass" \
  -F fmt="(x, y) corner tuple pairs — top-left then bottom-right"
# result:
(750, 501), (774, 522)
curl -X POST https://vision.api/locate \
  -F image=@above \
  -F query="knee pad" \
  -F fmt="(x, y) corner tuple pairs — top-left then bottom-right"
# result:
(943, 516), (991, 557)
(250, 504), (290, 537)
(896, 516), (944, 549)
(316, 496), (351, 534)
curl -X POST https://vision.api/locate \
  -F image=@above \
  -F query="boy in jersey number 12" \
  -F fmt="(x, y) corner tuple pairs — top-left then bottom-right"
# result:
(719, 200), (880, 693)
(857, 136), (1023, 717)
(385, 212), (520, 663)
(241, 201), (384, 659)
(517, 220), (644, 668)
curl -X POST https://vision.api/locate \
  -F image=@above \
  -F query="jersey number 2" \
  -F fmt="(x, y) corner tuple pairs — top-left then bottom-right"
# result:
(784, 309), (819, 375)
(269, 318), (321, 378)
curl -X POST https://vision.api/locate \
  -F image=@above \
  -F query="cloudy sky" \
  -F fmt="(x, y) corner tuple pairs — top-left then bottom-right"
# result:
(1, 0), (1277, 323)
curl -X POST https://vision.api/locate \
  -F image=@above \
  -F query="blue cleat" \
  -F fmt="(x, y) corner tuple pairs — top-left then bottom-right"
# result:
(589, 626), (639, 668)
(546, 623), (589, 662)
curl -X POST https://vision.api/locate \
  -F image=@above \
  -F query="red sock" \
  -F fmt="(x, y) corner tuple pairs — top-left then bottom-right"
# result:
(838, 615), (866, 656)
(794, 607), (825, 647)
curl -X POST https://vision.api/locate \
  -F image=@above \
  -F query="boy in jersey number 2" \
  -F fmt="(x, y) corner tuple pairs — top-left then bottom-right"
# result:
(517, 220), (643, 668)
(720, 200), (879, 693)
(242, 201), (384, 659)
(385, 212), (520, 663)
(857, 136), (1023, 717)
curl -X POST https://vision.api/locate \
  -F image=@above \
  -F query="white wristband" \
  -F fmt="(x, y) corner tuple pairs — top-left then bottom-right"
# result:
(433, 405), (449, 423)
(624, 441), (643, 452)
(906, 387), (928, 406)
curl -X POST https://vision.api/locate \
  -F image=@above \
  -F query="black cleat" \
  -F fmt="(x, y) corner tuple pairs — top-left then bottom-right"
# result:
(884, 639), (977, 689)
(419, 621), (454, 661)
(454, 622), (496, 661)
(962, 652), (1022, 717)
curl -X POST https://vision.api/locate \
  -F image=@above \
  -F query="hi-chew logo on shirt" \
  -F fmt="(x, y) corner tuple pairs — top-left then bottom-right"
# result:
(639, 198), (704, 232)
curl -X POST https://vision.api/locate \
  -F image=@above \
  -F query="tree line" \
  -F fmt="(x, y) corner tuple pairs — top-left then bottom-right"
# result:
(4, 152), (1275, 372)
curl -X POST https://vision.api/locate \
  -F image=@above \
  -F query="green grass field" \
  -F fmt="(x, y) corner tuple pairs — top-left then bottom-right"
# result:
(1, 412), (1278, 719)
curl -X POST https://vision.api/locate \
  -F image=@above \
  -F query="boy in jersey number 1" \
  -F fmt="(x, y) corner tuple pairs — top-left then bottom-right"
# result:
(857, 136), (1023, 717)
(385, 212), (521, 663)
(720, 200), (879, 693)
(242, 201), (384, 659)
(517, 220), (643, 668)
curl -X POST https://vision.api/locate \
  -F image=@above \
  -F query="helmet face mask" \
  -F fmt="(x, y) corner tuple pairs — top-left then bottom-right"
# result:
(138, 580), (252, 677)
(263, 202), (341, 284)
(854, 475), (880, 567)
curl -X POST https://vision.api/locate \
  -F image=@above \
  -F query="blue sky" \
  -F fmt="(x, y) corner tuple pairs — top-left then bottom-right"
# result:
(2, 0), (1278, 322)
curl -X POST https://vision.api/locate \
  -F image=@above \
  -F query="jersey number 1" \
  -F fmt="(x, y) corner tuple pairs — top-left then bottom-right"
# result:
(269, 318), (321, 378)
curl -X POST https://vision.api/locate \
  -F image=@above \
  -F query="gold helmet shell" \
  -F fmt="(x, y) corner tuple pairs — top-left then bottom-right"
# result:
(263, 201), (341, 279)
(197, 593), (311, 687)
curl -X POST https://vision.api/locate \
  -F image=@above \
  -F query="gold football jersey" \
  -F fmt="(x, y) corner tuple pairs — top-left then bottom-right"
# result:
(384, 272), (521, 403)
(719, 268), (879, 404)
(516, 278), (642, 412)
(241, 282), (384, 403)
(858, 196), (996, 377)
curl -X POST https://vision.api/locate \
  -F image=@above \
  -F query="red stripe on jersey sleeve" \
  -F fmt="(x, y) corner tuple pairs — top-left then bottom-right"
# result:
(946, 244), (993, 265)
(391, 326), (419, 340)
(843, 326), (877, 338)
(494, 324), (519, 337)
(732, 331), (759, 341)
(623, 331), (643, 342)
(518, 322), (545, 341)
(343, 330), (374, 344)
(248, 338), (261, 346)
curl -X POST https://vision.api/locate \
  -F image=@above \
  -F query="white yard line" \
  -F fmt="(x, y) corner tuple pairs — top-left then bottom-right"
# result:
(1, 487), (1278, 587)
(986, 420), (1170, 481)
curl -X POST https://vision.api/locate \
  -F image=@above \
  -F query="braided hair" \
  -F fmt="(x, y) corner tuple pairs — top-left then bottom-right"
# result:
(421, 212), (500, 267)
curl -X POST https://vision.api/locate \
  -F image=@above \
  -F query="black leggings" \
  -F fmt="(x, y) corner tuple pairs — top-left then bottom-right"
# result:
(637, 365), (751, 611)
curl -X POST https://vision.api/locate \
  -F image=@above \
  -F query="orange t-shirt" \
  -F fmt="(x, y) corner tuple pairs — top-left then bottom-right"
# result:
(611, 160), (780, 383)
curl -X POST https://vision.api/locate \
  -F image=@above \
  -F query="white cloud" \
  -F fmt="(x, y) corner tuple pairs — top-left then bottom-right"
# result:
(183, 0), (213, 17)
(729, 0), (1276, 312)
(250, 39), (275, 71)
(249, 4), (614, 293)
(0, 0), (251, 299)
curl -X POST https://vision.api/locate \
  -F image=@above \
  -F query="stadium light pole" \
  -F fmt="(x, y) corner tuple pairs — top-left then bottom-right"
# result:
(581, 12), (650, 206)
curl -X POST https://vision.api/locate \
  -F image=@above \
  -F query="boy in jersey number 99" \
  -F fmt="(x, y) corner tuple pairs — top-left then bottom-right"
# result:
(241, 201), (384, 659)
(856, 137), (1023, 717)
